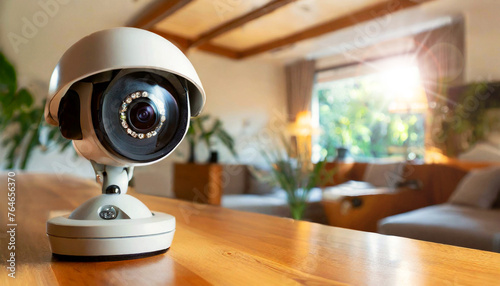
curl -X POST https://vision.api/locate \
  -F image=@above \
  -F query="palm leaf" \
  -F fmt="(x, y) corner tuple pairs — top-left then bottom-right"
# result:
(0, 52), (72, 169)
(0, 52), (17, 98)
(188, 115), (238, 161)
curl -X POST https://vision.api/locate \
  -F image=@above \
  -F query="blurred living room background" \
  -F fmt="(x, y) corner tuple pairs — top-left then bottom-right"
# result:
(2, 0), (500, 252)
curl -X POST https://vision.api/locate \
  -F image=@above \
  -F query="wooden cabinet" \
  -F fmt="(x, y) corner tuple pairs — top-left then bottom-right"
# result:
(322, 187), (430, 232)
(173, 163), (223, 205)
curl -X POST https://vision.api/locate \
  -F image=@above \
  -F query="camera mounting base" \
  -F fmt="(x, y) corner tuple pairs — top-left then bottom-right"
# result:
(52, 248), (168, 262)
(47, 211), (175, 259)
(46, 163), (176, 260)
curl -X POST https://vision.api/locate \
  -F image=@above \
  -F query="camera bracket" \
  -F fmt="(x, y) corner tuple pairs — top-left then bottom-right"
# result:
(91, 161), (134, 195)
(46, 162), (176, 260)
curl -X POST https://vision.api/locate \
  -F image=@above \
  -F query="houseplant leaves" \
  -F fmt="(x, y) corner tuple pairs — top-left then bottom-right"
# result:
(0, 51), (71, 169)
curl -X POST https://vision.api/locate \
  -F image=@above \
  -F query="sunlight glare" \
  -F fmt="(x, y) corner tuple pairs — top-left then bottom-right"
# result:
(381, 65), (422, 100)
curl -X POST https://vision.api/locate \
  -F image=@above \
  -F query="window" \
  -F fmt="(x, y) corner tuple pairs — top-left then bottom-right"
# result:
(312, 62), (427, 162)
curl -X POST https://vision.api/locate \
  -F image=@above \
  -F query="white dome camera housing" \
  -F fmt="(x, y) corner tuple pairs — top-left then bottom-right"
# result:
(45, 28), (205, 260)
(45, 27), (205, 166)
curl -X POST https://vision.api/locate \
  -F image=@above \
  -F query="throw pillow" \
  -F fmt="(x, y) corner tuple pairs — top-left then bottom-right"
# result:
(448, 166), (500, 209)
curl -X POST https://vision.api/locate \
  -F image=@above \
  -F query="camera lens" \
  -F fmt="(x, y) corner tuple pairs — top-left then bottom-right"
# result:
(128, 100), (157, 131)
(136, 104), (153, 122)
(101, 72), (186, 162)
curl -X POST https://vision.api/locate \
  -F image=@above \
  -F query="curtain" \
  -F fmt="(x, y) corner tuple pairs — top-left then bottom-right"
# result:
(415, 18), (465, 102)
(414, 18), (465, 157)
(285, 59), (316, 122)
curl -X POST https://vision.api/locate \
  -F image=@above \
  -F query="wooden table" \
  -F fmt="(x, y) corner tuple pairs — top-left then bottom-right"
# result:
(1, 173), (500, 285)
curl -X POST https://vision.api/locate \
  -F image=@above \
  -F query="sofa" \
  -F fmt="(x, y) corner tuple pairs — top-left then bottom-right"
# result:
(378, 204), (500, 252)
(378, 163), (500, 252)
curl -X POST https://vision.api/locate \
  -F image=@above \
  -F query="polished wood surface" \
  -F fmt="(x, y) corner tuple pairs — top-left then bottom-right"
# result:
(2, 173), (500, 285)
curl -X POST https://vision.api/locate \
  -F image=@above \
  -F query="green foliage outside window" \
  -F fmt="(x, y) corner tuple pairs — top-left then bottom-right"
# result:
(315, 74), (425, 161)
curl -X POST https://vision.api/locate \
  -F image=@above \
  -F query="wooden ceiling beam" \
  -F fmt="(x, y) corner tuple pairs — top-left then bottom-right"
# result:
(197, 43), (243, 59)
(316, 49), (416, 73)
(150, 29), (192, 51)
(130, 0), (193, 29)
(239, 0), (431, 59)
(189, 0), (296, 48)
(151, 29), (243, 59)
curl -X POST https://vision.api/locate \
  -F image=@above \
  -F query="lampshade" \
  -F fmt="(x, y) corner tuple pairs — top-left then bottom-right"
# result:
(288, 111), (321, 137)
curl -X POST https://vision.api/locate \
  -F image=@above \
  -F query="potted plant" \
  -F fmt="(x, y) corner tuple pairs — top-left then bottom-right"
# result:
(0, 52), (71, 169)
(186, 114), (237, 163)
(431, 81), (500, 157)
(258, 132), (332, 220)
(333, 116), (352, 160)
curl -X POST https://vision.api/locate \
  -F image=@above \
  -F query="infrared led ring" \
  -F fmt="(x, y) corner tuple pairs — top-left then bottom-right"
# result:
(119, 91), (167, 139)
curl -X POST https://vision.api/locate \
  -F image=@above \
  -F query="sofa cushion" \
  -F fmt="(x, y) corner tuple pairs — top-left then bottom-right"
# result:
(362, 162), (405, 188)
(448, 166), (500, 209)
(378, 204), (500, 252)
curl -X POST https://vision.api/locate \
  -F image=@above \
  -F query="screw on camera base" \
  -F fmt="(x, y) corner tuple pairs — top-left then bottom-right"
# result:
(99, 205), (118, 220)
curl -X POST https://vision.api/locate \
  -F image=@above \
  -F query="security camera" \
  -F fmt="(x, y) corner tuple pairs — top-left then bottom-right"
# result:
(44, 27), (205, 260)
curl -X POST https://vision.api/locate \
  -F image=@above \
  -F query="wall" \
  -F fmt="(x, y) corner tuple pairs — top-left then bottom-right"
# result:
(463, 2), (500, 82)
(186, 50), (286, 164)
